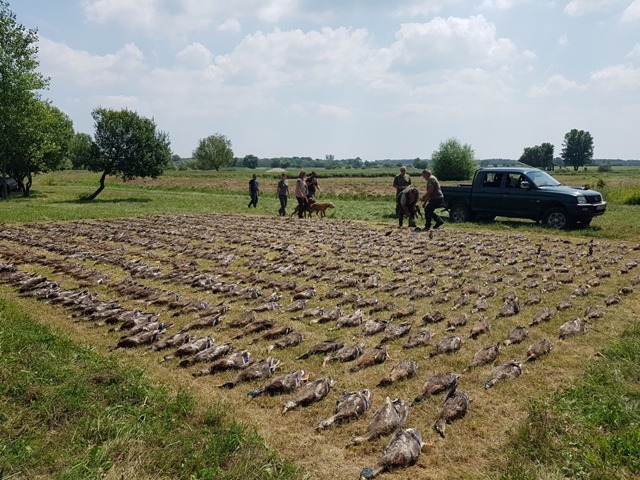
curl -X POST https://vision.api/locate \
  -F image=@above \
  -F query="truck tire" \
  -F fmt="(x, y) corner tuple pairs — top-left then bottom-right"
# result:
(542, 207), (574, 229)
(449, 204), (473, 223)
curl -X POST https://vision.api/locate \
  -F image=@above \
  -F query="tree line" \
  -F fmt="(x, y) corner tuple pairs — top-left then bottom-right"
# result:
(0, 1), (596, 200)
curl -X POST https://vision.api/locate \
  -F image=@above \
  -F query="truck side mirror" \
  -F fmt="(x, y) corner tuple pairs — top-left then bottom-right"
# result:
(520, 181), (530, 189)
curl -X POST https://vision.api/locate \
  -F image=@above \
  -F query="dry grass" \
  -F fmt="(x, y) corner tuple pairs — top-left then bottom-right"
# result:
(1, 213), (638, 479)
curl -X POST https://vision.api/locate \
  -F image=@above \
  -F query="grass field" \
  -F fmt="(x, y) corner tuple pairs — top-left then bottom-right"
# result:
(1, 167), (639, 480)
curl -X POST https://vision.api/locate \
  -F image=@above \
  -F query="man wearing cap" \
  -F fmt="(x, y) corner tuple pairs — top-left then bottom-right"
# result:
(392, 166), (411, 227)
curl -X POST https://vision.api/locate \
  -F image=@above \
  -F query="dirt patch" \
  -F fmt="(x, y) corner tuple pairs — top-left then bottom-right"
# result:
(1, 214), (638, 479)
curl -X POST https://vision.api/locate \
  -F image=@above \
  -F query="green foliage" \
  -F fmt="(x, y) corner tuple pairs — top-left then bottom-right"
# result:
(85, 108), (171, 200)
(70, 132), (94, 169)
(0, 298), (300, 480)
(598, 164), (612, 173)
(413, 157), (428, 169)
(519, 143), (554, 169)
(243, 154), (259, 169)
(193, 133), (234, 171)
(562, 129), (594, 171)
(623, 191), (640, 205)
(499, 325), (640, 480)
(430, 137), (476, 181)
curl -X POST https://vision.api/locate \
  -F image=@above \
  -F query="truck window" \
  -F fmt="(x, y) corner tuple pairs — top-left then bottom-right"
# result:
(482, 172), (502, 188)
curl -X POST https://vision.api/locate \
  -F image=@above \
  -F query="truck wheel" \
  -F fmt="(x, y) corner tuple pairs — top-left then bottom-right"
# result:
(450, 204), (472, 223)
(542, 208), (574, 229)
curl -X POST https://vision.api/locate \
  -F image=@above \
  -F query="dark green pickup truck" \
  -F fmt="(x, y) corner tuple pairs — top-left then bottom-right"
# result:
(440, 167), (607, 229)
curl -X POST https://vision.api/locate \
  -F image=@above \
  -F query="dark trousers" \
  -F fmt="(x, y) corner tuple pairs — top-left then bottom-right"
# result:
(278, 194), (288, 216)
(248, 193), (258, 208)
(296, 196), (308, 218)
(425, 197), (444, 228)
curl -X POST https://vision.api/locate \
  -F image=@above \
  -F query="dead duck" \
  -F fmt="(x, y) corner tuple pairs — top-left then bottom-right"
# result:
(248, 369), (305, 398)
(556, 296), (573, 311)
(389, 304), (416, 320)
(350, 397), (409, 446)
(412, 372), (459, 404)
(525, 338), (553, 362)
(334, 309), (365, 328)
(559, 318), (586, 339)
(284, 299), (307, 312)
(370, 302), (396, 314)
(113, 329), (161, 350)
(433, 389), (470, 437)
(232, 320), (275, 339)
(496, 297), (520, 318)
(446, 313), (468, 331)
(451, 292), (470, 310)
(348, 347), (388, 373)
(471, 297), (488, 313)
(377, 322), (412, 346)
(292, 307), (325, 321)
(174, 336), (214, 357)
(322, 343), (365, 366)
(502, 325), (529, 347)
(402, 330), (432, 349)
(464, 344), (500, 371)
(192, 350), (251, 377)
(282, 377), (335, 413)
(178, 343), (233, 368)
(267, 331), (304, 351)
(421, 310), (445, 325)
(316, 389), (372, 431)
(604, 293), (621, 306)
(314, 307), (343, 324)
(251, 325), (293, 343)
(529, 307), (555, 326)
(377, 358), (418, 387)
(219, 357), (280, 389)
(227, 310), (257, 329)
(292, 288), (316, 300)
(297, 338), (344, 360)
(469, 316), (491, 339)
(362, 319), (388, 336)
(485, 361), (523, 388)
(584, 305), (605, 320)
(179, 313), (223, 332)
(359, 428), (425, 479)
(428, 336), (462, 358)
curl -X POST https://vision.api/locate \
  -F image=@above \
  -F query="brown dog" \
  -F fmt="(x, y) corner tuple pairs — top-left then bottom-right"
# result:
(290, 198), (316, 218)
(309, 201), (334, 218)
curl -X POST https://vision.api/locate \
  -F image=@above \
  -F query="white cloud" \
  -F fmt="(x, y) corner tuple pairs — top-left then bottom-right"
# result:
(626, 43), (640, 58)
(389, 15), (520, 71)
(394, 0), (459, 17)
(590, 64), (640, 91)
(621, 0), (640, 21)
(528, 74), (586, 96)
(38, 38), (145, 87)
(317, 104), (352, 118)
(257, 0), (299, 23)
(480, 0), (532, 9)
(558, 34), (569, 46)
(563, 0), (619, 17)
(218, 18), (241, 33)
(175, 43), (213, 68)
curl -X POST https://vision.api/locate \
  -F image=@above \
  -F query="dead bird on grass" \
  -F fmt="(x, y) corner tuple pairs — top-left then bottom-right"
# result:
(377, 358), (418, 387)
(316, 389), (372, 431)
(178, 343), (233, 368)
(350, 397), (409, 446)
(525, 338), (553, 362)
(359, 428), (426, 479)
(428, 336), (462, 358)
(464, 344), (500, 371)
(485, 361), (523, 389)
(192, 351), (251, 377)
(559, 318), (586, 339)
(348, 347), (388, 373)
(503, 325), (529, 346)
(433, 389), (470, 438)
(219, 357), (280, 389)
(412, 372), (459, 404)
(282, 377), (335, 413)
(322, 343), (365, 366)
(248, 370), (305, 398)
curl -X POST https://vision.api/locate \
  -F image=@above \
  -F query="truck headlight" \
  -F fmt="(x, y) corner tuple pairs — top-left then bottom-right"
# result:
(576, 196), (587, 204)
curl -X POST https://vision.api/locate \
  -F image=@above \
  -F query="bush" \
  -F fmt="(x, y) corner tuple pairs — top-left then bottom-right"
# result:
(623, 192), (640, 205)
(597, 164), (612, 172)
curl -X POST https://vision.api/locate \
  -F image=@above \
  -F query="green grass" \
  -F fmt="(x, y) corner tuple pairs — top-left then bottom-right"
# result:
(496, 324), (640, 480)
(0, 298), (301, 480)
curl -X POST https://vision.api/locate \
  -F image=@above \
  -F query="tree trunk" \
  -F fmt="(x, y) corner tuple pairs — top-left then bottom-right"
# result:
(85, 171), (108, 201)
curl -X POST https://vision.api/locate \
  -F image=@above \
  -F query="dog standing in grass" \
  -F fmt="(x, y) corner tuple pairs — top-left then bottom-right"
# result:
(310, 202), (334, 218)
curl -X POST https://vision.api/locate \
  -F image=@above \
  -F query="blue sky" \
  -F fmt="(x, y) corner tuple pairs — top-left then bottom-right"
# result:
(12, 0), (640, 160)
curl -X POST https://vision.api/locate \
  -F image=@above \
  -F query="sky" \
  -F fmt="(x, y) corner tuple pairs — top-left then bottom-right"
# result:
(11, 0), (640, 161)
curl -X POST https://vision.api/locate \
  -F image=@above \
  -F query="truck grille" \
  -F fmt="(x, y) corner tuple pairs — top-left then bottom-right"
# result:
(585, 194), (602, 204)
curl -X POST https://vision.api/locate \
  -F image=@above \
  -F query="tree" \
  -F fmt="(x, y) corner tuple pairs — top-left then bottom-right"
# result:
(70, 133), (94, 169)
(561, 129), (594, 171)
(242, 154), (259, 169)
(84, 108), (171, 200)
(430, 138), (476, 181)
(413, 157), (428, 170)
(519, 143), (554, 170)
(0, 0), (51, 197)
(193, 134), (233, 171)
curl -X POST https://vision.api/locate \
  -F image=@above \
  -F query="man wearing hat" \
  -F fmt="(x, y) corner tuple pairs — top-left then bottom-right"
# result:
(392, 166), (412, 227)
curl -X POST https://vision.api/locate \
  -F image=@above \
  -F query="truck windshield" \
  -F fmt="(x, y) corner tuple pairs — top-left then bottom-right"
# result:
(527, 171), (561, 187)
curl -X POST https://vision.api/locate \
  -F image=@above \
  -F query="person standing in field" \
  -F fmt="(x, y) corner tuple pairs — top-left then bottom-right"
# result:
(295, 171), (309, 218)
(421, 169), (444, 230)
(306, 171), (320, 199)
(392, 166), (411, 227)
(276, 173), (289, 216)
(248, 173), (260, 208)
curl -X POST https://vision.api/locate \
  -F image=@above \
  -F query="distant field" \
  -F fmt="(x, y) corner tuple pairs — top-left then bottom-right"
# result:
(1, 167), (639, 479)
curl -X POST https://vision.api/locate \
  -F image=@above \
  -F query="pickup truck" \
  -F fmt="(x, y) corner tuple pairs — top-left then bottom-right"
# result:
(440, 167), (607, 229)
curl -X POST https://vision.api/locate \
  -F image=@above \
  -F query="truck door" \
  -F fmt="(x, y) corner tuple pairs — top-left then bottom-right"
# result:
(502, 172), (539, 218)
(474, 171), (503, 214)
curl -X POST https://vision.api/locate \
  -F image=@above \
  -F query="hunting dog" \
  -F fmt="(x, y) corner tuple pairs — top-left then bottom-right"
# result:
(309, 201), (335, 218)
(291, 198), (316, 218)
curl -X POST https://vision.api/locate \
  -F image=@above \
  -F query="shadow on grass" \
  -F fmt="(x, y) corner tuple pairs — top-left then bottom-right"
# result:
(69, 197), (152, 204)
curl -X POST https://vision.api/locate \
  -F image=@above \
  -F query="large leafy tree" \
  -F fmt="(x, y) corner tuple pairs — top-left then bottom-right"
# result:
(70, 132), (94, 169)
(519, 142), (554, 170)
(0, 0), (54, 197)
(193, 134), (234, 171)
(242, 154), (259, 169)
(430, 138), (476, 181)
(84, 108), (171, 200)
(561, 129), (594, 171)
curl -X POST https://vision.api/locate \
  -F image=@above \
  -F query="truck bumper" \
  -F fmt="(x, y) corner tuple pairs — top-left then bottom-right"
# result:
(568, 201), (607, 219)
